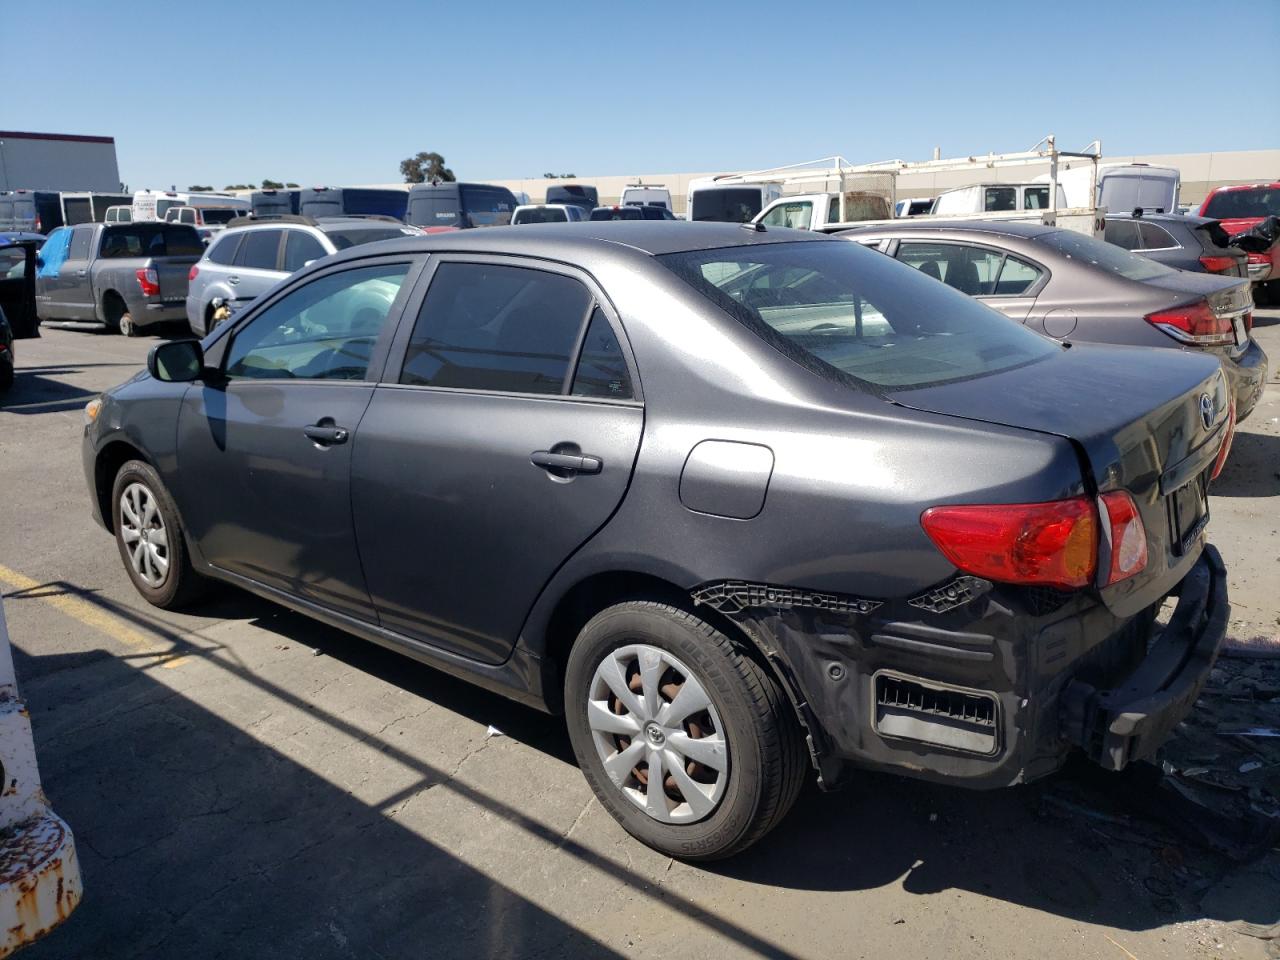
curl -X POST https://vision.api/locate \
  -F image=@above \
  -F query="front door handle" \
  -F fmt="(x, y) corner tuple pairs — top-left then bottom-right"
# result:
(531, 450), (602, 475)
(304, 422), (349, 445)
(228, 275), (240, 285)
(76, 269), (88, 277)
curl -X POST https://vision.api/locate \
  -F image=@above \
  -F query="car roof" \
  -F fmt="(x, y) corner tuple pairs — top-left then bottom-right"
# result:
(839, 219), (1059, 240)
(322, 221), (828, 265)
(1206, 181), (1280, 194)
(1107, 212), (1212, 227)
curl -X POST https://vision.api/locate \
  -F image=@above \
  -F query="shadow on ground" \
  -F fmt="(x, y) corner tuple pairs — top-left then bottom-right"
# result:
(10, 580), (1278, 959)
(1210, 428), (1280, 498)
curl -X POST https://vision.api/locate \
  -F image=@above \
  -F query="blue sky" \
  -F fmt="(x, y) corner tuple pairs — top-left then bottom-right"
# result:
(9, 0), (1278, 190)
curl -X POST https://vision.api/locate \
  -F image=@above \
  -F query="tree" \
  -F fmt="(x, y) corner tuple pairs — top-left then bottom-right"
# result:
(261, 178), (284, 189)
(286, 182), (299, 188)
(543, 172), (577, 179)
(188, 184), (213, 191)
(400, 152), (455, 184)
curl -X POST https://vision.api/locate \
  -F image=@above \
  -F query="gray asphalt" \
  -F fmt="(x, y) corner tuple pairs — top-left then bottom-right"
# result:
(2, 314), (1277, 960)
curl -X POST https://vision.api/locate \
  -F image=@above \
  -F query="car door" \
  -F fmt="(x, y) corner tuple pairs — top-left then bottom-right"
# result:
(228, 228), (285, 307)
(894, 239), (1044, 322)
(175, 256), (423, 621)
(351, 257), (644, 664)
(51, 225), (97, 320)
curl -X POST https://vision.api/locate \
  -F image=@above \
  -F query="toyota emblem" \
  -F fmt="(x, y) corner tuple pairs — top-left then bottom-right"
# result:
(1199, 393), (1214, 430)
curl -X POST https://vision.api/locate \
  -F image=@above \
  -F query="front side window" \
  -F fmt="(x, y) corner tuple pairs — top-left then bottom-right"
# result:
(282, 231), (327, 272)
(761, 201), (812, 230)
(399, 262), (591, 394)
(658, 240), (1057, 390)
(207, 232), (242, 266)
(68, 226), (93, 260)
(224, 262), (409, 381)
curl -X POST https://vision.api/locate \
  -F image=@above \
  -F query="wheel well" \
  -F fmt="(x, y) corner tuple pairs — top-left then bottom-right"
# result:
(101, 290), (127, 324)
(94, 440), (148, 532)
(540, 571), (784, 715)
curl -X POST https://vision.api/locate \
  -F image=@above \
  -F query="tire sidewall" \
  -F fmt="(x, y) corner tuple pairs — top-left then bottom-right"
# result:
(110, 460), (184, 606)
(565, 604), (770, 860)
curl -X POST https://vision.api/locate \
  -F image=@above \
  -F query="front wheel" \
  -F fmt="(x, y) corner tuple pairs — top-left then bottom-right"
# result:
(110, 460), (206, 608)
(564, 601), (807, 860)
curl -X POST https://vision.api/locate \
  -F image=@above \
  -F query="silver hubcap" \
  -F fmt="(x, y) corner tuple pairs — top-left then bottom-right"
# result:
(119, 482), (169, 588)
(587, 643), (729, 825)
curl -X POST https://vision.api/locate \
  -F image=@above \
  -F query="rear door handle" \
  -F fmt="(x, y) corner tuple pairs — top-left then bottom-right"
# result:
(76, 270), (87, 277)
(531, 450), (602, 474)
(304, 423), (349, 445)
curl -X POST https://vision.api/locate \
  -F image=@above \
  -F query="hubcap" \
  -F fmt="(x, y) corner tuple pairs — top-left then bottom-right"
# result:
(119, 482), (170, 588)
(586, 643), (729, 825)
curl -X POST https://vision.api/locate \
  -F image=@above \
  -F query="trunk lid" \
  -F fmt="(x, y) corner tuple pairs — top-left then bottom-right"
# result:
(891, 344), (1230, 615)
(1138, 271), (1254, 360)
(147, 255), (198, 302)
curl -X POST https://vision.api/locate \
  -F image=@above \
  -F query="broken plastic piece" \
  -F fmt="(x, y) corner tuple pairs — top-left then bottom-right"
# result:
(692, 580), (881, 616)
(907, 576), (993, 614)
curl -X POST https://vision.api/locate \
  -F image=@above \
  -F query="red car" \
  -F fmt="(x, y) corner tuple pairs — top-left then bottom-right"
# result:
(1198, 182), (1280, 296)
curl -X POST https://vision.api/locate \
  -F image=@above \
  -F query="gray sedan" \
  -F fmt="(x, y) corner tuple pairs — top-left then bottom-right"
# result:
(84, 223), (1230, 858)
(839, 221), (1268, 421)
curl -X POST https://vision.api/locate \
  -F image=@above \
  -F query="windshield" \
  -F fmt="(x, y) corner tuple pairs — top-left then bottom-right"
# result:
(691, 188), (765, 223)
(1036, 228), (1173, 281)
(513, 207), (568, 224)
(324, 227), (416, 250)
(200, 208), (241, 224)
(1203, 186), (1280, 220)
(658, 240), (1057, 390)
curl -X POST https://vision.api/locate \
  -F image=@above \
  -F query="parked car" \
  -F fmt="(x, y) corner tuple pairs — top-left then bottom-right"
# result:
(1104, 212), (1247, 277)
(250, 188), (301, 217)
(589, 205), (677, 221)
(0, 594), (82, 947)
(163, 205), (244, 228)
(687, 180), (782, 223)
(0, 235), (40, 340)
(1052, 163), (1181, 214)
(298, 187), (409, 220)
(35, 221), (204, 336)
(131, 190), (251, 223)
(185, 215), (422, 336)
(86, 223), (1231, 859)
(620, 185), (672, 209)
(512, 204), (589, 224)
(1198, 182), (1280, 293)
(545, 185), (599, 214)
(104, 205), (133, 224)
(405, 182), (519, 232)
(0, 190), (63, 233)
(839, 220), (1267, 422)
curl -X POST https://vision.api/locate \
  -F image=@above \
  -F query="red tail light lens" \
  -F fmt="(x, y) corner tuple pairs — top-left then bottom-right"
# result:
(135, 267), (160, 297)
(1198, 255), (1237, 274)
(1211, 397), (1237, 481)
(1145, 300), (1233, 347)
(1097, 491), (1147, 586)
(188, 265), (199, 281)
(920, 498), (1098, 590)
(1246, 251), (1272, 266)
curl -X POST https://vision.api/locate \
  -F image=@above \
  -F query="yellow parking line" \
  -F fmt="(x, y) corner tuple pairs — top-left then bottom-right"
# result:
(0, 563), (183, 666)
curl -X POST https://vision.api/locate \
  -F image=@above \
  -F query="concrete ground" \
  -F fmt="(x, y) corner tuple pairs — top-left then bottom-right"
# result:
(1, 312), (1277, 960)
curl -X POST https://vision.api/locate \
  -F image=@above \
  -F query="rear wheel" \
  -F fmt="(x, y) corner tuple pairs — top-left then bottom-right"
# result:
(110, 460), (206, 608)
(118, 311), (138, 337)
(102, 293), (137, 337)
(564, 601), (807, 860)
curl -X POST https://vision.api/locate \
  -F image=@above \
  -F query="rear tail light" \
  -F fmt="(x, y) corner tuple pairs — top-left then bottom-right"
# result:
(1246, 251), (1273, 266)
(1097, 491), (1148, 586)
(188, 265), (199, 281)
(1211, 397), (1237, 481)
(135, 267), (160, 297)
(1198, 255), (1237, 274)
(920, 497), (1098, 590)
(1145, 300), (1233, 347)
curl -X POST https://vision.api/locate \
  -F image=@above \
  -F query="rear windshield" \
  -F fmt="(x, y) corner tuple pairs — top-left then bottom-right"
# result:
(513, 207), (569, 224)
(1036, 229), (1172, 281)
(691, 188), (766, 223)
(658, 240), (1057, 390)
(1202, 187), (1280, 220)
(100, 224), (204, 258)
(323, 227), (415, 250)
(459, 186), (515, 227)
(590, 207), (641, 221)
(200, 208), (241, 224)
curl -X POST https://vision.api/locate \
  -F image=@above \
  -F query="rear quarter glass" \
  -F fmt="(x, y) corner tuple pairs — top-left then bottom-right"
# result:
(657, 240), (1058, 391)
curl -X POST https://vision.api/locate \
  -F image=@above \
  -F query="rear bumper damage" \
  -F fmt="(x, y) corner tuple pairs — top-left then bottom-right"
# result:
(694, 545), (1228, 791)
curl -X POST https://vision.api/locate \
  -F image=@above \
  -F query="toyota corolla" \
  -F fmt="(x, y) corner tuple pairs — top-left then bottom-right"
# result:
(83, 223), (1231, 859)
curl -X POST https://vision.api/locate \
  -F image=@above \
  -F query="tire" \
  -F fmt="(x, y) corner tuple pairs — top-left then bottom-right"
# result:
(118, 311), (138, 337)
(110, 460), (206, 608)
(564, 601), (807, 860)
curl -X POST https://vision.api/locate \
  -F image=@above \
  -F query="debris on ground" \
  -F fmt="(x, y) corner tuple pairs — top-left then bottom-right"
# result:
(1222, 632), (1280, 659)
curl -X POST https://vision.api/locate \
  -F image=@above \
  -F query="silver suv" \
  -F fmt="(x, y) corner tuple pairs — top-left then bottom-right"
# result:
(185, 216), (420, 336)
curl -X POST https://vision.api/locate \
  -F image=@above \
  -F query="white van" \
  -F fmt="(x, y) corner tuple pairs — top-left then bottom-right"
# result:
(1040, 163), (1180, 214)
(687, 178), (782, 223)
(931, 182), (1068, 216)
(132, 190), (251, 222)
(620, 184), (672, 210)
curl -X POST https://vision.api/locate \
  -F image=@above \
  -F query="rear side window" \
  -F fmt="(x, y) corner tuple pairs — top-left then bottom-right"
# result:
(399, 263), (592, 394)
(984, 187), (1015, 211)
(1138, 222), (1177, 249)
(572, 308), (632, 399)
(283, 231), (327, 272)
(206, 232), (243, 265)
(237, 230), (282, 270)
(658, 241), (1057, 390)
(1104, 219), (1142, 250)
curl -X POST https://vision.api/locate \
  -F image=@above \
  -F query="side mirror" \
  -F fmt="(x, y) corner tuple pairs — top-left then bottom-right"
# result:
(147, 339), (206, 383)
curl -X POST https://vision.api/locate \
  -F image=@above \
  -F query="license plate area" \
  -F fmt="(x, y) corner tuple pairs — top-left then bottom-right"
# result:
(1167, 471), (1209, 557)
(1232, 314), (1248, 346)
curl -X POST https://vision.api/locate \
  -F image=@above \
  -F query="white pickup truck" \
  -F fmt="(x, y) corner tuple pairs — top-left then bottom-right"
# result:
(753, 191), (892, 232)
(0, 595), (81, 955)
